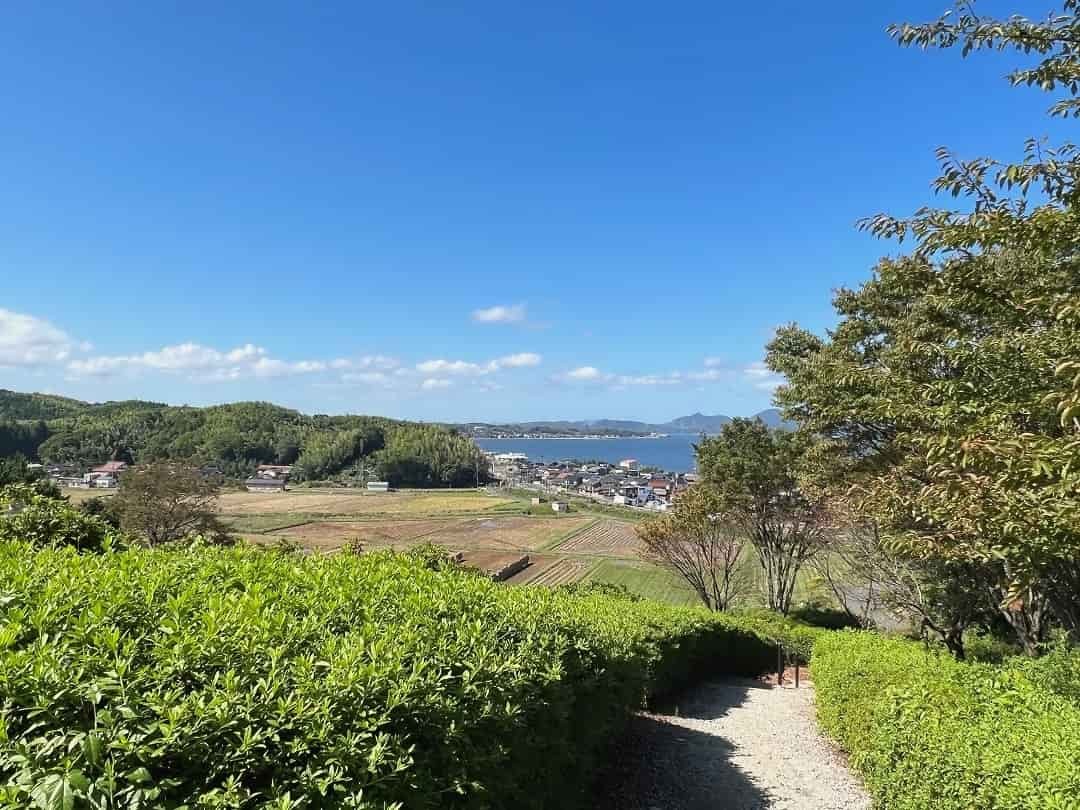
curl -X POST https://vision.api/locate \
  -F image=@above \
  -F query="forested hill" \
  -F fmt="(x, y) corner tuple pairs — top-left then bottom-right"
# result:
(0, 389), (487, 487)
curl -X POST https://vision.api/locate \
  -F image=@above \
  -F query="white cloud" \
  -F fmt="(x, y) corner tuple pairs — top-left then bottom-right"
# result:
(0, 309), (77, 367)
(496, 352), (541, 368)
(703, 357), (726, 368)
(472, 304), (526, 324)
(566, 366), (604, 380)
(330, 355), (399, 371)
(421, 378), (452, 390)
(744, 361), (785, 391)
(415, 353), (542, 376)
(68, 342), (327, 381)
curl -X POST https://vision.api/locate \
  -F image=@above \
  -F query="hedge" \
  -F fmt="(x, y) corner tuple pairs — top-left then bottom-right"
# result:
(0, 542), (780, 810)
(813, 632), (1080, 810)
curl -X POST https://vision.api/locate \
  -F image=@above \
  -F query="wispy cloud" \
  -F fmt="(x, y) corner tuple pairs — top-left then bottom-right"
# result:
(420, 378), (452, 390)
(330, 355), (400, 371)
(67, 342), (328, 381)
(557, 359), (739, 389)
(472, 303), (527, 324)
(0, 308), (82, 367)
(743, 360), (784, 391)
(415, 353), (541, 376)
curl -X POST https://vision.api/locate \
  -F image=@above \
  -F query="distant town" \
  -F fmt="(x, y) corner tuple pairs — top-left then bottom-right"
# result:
(485, 451), (692, 512)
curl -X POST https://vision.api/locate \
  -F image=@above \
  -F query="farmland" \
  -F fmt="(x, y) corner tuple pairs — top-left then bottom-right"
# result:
(215, 488), (681, 595)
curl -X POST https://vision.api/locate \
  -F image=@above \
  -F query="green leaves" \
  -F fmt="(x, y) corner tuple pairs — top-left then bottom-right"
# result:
(0, 542), (780, 809)
(814, 633), (1080, 809)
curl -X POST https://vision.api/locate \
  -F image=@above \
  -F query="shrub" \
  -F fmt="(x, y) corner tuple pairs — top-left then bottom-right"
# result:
(0, 543), (780, 809)
(730, 609), (826, 663)
(0, 485), (116, 551)
(813, 632), (1080, 810)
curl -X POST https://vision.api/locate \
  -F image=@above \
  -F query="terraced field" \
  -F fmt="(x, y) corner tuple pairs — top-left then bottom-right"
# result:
(508, 557), (595, 587)
(555, 519), (642, 557)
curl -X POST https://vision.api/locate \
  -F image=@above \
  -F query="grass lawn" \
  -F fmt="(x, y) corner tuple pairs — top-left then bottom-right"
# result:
(587, 560), (700, 607)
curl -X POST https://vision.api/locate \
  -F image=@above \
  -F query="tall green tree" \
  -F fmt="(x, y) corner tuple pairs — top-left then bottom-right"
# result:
(766, 1), (1080, 652)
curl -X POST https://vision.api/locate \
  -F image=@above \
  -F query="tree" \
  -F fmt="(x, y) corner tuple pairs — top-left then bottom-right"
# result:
(0, 484), (115, 551)
(821, 519), (993, 659)
(637, 485), (750, 611)
(765, 1), (1080, 652)
(114, 462), (229, 546)
(695, 419), (831, 615)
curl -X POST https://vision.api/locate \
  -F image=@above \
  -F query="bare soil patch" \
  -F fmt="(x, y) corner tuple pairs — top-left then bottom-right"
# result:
(556, 519), (642, 557)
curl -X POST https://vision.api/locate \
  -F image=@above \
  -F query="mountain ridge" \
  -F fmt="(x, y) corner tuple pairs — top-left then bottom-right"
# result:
(457, 408), (793, 435)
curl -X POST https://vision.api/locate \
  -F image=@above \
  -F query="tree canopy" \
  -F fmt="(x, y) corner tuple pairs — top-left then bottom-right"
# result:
(0, 391), (488, 488)
(766, 0), (1080, 649)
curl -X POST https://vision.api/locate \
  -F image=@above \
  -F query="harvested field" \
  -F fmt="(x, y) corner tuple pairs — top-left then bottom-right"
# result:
(267, 519), (455, 551)
(219, 489), (516, 517)
(555, 519), (642, 557)
(522, 557), (594, 587)
(266, 515), (593, 554)
(62, 489), (116, 505)
(425, 516), (593, 552)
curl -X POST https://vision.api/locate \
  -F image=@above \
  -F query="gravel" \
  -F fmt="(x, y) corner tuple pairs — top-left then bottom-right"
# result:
(592, 678), (872, 810)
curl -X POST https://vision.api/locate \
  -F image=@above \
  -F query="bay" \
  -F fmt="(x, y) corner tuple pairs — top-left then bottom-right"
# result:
(474, 433), (702, 473)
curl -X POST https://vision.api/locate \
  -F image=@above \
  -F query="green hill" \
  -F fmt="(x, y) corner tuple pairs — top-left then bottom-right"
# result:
(0, 389), (487, 487)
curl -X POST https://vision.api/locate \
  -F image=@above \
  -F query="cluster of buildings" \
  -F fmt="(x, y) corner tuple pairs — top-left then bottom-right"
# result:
(486, 453), (695, 511)
(46, 460), (129, 490)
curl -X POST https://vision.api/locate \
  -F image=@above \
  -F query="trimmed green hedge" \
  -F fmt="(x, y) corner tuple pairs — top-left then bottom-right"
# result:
(813, 632), (1080, 810)
(0, 542), (779, 809)
(731, 609), (826, 663)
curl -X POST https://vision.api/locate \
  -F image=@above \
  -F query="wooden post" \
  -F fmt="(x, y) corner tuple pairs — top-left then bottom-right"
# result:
(795, 660), (800, 688)
(777, 645), (784, 685)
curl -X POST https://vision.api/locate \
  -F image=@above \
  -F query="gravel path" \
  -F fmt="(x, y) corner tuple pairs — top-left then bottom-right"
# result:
(592, 679), (871, 810)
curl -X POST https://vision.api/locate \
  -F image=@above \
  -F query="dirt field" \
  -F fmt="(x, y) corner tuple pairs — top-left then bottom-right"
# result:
(555, 519), (642, 557)
(265, 519), (455, 551)
(219, 489), (516, 516)
(265, 515), (593, 554)
(508, 557), (595, 587)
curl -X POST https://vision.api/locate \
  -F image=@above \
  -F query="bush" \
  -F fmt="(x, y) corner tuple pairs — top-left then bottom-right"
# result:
(730, 609), (826, 663)
(0, 485), (116, 551)
(0, 542), (780, 809)
(813, 632), (1080, 810)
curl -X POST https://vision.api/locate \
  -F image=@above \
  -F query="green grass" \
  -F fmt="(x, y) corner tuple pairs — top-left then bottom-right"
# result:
(587, 560), (700, 607)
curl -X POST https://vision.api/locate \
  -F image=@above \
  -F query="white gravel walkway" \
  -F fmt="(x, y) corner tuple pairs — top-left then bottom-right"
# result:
(592, 678), (871, 810)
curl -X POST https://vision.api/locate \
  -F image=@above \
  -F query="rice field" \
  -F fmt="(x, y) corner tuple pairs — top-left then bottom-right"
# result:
(507, 556), (595, 587)
(586, 560), (700, 606)
(555, 519), (642, 557)
(218, 489), (518, 517)
(262, 515), (594, 554)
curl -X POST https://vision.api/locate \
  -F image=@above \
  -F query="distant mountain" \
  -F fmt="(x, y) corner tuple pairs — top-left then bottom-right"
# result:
(661, 413), (733, 433)
(748, 408), (796, 430)
(458, 409), (794, 437)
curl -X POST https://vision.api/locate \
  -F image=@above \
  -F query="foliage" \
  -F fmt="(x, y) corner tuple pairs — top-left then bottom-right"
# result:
(0, 392), (484, 489)
(374, 424), (489, 488)
(0, 542), (783, 810)
(695, 419), (831, 614)
(813, 632), (1080, 810)
(114, 463), (229, 546)
(637, 485), (750, 611)
(766, 1), (1080, 650)
(728, 609), (825, 664)
(0, 485), (115, 552)
(556, 581), (642, 602)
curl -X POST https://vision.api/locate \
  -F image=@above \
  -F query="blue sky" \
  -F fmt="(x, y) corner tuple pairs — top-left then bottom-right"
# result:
(0, 1), (1069, 422)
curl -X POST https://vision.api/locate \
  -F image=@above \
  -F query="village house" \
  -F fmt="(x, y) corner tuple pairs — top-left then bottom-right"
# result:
(244, 477), (287, 493)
